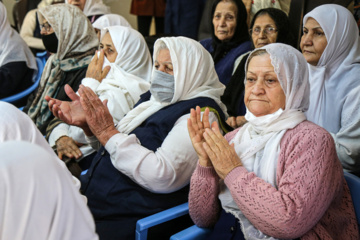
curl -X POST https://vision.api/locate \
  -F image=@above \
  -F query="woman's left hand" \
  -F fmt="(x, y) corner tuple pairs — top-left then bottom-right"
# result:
(203, 122), (242, 179)
(78, 85), (119, 146)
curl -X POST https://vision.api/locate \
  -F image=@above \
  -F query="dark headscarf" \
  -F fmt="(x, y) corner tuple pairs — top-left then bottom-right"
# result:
(250, 8), (295, 47)
(210, 0), (250, 64)
(222, 8), (294, 117)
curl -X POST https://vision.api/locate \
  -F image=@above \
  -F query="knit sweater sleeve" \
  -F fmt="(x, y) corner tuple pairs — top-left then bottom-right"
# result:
(223, 121), (343, 239)
(188, 163), (221, 228)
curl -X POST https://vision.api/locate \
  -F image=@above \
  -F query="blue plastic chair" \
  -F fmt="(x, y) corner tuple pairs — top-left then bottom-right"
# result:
(135, 202), (189, 240)
(170, 224), (212, 240)
(343, 171), (360, 230)
(36, 51), (48, 66)
(0, 57), (44, 104)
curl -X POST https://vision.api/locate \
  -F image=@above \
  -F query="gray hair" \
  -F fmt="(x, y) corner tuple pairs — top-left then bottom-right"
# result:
(155, 40), (169, 59)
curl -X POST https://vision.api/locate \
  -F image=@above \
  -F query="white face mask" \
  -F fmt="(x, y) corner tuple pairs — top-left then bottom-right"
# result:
(150, 70), (175, 103)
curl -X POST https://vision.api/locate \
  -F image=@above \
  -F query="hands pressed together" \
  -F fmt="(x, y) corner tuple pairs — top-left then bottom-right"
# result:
(187, 106), (243, 179)
(45, 84), (119, 147)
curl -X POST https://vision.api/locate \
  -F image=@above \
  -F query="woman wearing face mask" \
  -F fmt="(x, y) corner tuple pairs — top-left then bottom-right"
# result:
(300, 4), (360, 176)
(201, 0), (251, 86)
(46, 36), (231, 239)
(23, 4), (98, 134)
(223, 8), (294, 128)
(0, 2), (37, 103)
(66, 0), (110, 23)
(46, 26), (152, 174)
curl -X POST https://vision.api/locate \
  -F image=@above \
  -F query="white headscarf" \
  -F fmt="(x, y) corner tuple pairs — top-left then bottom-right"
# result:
(96, 26), (151, 121)
(117, 36), (227, 134)
(0, 141), (98, 240)
(304, 4), (360, 133)
(219, 43), (310, 240)
(65, 0), (110, 16)
(93, 13), (131, 29)
(0, 2), (37, 72)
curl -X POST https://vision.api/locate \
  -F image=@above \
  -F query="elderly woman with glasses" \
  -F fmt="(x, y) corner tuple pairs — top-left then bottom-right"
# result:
(23, 4), (98, 134)
(200, 0), (252, 86)
(223, 8), (294, 129)
(188, 43), (359, 240)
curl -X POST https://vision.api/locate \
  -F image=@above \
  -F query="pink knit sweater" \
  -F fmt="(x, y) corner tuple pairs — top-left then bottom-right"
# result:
(189, 121), (359, 239)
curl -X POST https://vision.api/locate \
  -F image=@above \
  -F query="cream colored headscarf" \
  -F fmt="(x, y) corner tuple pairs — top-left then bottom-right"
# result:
(0, 141), (98, 240)
(0, 2), (37, 72)
(117, 36), (227, 134)
(27, 4), (98, 128)
(220, 43), (310, 240)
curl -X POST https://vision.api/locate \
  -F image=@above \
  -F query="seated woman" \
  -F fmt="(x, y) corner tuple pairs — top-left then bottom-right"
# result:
(92, 13), (131, 39)
(0, 141), (98, 240)
(0, 2), (37, 103)
(200, 0), (252, 86)
(46, 26), (152, 172)
(47, 36), (230, 239)
(223, 7), (294, 128)
(301, 4), (360, 176)
(188, 43), (359, 239)
(24, 4), (98, 134)
(66, 0), (110, 23)
(20, 0), (64, 55)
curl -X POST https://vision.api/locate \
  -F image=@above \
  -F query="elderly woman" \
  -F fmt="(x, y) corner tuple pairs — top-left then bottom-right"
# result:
(223, 7), (294, 128)
(66, 0), (110, 23)
(188, 43), (359, 239)
(0, 2), (37, 101)
(24, 4), (98, 134)
(0, 102), (98, 240)
(201, 0), (251, 86)
(47, 26), (151, 171)
(300, 4), (360, 176)
(46, 36), (230, 239)
(92, 14), (131, 39)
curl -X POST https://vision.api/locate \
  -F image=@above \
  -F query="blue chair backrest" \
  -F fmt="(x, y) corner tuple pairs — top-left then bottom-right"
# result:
(0, 57), (44, 103)
(343, 171), (360, 229)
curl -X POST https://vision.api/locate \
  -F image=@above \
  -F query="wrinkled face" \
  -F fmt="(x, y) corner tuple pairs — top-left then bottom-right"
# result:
(68, 0), (86, 11)
(212, 1), (237, 41)
(154, 49), (174, 75)
(244, 54), (286, 117)
(40, 19), (54, 35)
(99, 32), (118, 62)
(251, 14), (278, 49)
(300, 17), (328, 66)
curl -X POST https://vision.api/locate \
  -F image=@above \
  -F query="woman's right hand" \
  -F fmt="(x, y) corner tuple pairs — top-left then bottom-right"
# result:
(187, 106), (214, 167)
(56, 136), (83, 160)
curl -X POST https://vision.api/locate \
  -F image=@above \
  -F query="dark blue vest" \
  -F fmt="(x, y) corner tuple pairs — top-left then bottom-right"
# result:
(201, 38), (252, 86)
(80, 92), (230, 239)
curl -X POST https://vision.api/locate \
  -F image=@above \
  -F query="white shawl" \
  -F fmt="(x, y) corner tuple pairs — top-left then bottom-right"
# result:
(0, 141), (98, 240)
(0, 2), (37, 72)
(304, 4), (360, 134)
(93, 13), (131, 29)
(219, 43), (310, 240)
(117, 36), (228, 134)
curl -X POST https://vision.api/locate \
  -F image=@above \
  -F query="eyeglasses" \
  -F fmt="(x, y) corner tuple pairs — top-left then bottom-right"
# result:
(40, 22), (52, 32)
(250, 26), (278, 35)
